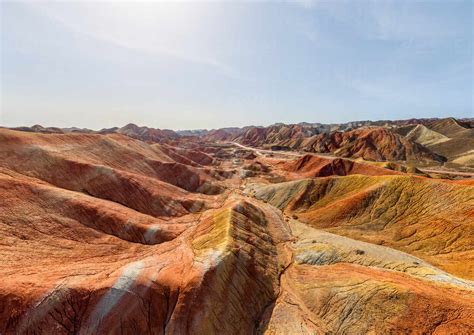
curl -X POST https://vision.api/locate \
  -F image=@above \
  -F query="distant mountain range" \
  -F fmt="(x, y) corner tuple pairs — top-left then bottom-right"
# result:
(5, 117), (474, 169)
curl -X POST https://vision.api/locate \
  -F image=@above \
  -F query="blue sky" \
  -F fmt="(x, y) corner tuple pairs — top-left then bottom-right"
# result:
(1, 0), (472, 130)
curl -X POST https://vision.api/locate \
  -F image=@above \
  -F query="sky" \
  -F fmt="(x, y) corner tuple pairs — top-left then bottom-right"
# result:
(1, 0), (472, 130)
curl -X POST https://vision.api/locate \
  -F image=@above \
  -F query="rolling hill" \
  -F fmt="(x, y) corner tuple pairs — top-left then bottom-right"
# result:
(0, 122), (472, 334)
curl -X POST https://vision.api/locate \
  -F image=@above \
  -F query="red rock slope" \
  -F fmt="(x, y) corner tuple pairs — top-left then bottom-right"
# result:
(0, 129), (472, 334)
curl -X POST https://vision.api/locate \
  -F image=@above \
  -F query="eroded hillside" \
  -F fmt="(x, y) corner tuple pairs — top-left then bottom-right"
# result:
(0, 128), (473, 334)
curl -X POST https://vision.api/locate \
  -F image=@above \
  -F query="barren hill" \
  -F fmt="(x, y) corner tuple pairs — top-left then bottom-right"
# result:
(252, 174), (474, 279)
(306, 127), (446, 164)
(414, 118), (474, 168)
(282, 154), (402, 178)
(405, 124), (450, 146)
(0, 126), (473, 334)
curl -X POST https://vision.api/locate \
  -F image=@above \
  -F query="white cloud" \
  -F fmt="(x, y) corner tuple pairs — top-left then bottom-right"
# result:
(26, 1), (243, 79)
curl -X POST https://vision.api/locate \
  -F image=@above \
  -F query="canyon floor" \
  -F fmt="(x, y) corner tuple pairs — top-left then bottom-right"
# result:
(1, 126), (473, 334)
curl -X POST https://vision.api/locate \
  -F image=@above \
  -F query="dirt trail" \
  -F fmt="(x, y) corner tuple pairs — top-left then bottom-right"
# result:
(230, 142), (302, 158)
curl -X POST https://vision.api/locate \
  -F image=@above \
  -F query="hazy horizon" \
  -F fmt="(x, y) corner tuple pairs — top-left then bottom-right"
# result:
(1, 1), (473, 130)
(3, 115), (472, 133)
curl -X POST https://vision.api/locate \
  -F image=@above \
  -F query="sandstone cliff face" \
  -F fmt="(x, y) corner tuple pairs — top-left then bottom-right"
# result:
(0, 129), (473, 334)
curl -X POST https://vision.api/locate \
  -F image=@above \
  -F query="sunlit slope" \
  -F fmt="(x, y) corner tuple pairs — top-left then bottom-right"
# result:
(253, 174), (474, 279)
(0, 192), (283, 334)
(405, 124), (450, 146)
(265, 262), (474, 334)
(422, 118), (474, 167)
(188, 200), (282, 334)
(261, 216), (474, 334)
(0, 129), (224, 197)
(0, 129), (227, 222)
(282, 154), (402, 178)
